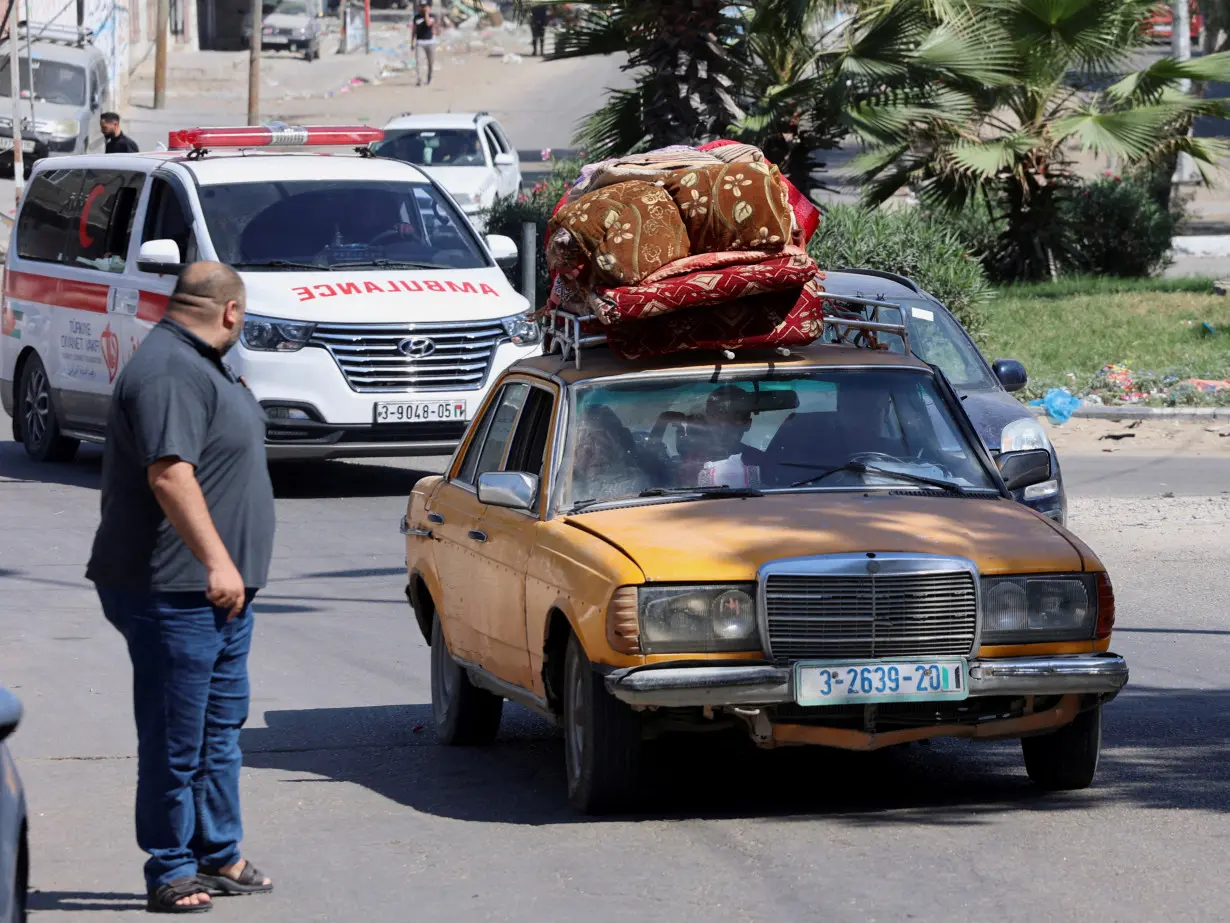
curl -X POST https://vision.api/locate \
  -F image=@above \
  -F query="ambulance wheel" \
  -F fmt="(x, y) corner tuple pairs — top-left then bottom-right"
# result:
(19, 355), (79, 463)
(430, 614), (503, 745)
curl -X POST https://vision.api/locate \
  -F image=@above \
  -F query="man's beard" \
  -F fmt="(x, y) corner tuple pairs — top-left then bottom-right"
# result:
(220, 326), (242, 356)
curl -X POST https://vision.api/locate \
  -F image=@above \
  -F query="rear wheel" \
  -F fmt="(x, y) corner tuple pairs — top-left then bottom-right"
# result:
(1022, 704), (1102, 791)
(563, 633), (643, 814)
(430, 614), (503, 745)
(18, 355), (78, 462)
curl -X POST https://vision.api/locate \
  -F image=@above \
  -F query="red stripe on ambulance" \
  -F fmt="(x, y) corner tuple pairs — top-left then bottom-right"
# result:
(5, 271), (110, 314)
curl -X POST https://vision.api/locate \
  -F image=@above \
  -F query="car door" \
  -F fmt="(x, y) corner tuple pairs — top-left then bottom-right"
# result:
(488, 120), (521, 197)
(469, 381), (556, 688)
(428, 381), (530, 665)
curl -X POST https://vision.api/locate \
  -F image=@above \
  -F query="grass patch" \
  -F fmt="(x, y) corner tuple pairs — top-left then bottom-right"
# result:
(976, 289), (1230, 405)
(997, 276), (1217, 300)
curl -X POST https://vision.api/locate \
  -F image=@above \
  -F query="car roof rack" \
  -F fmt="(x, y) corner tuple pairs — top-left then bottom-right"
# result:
(8, 20), (94, 46)
(543, 291), (911, 370)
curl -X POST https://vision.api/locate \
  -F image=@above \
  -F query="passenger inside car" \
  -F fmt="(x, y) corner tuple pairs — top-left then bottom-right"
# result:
(570, 404), (655, 503)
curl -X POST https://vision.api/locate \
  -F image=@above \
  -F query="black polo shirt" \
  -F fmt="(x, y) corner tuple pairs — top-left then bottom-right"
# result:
(105, 132), (139, 154)
(87, 318), (275, 592)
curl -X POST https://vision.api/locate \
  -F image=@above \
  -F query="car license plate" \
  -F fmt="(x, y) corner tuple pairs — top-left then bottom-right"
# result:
(263, 34), (288, 42)
(0, 137), (35, 153)
(374, 400), (466, 423)
(795, 659), (968, 706)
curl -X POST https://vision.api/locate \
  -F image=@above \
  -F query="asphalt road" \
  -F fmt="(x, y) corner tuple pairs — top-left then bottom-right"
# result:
(1, 436), (1228, 922)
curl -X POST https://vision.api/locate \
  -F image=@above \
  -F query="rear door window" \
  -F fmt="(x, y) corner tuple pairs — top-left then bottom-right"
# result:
(61, 169), (147, 272)
(16, 169), (83, 264)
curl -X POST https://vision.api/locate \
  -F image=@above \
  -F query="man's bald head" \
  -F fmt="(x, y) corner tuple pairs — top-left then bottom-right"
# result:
(167, 262), (247, 353)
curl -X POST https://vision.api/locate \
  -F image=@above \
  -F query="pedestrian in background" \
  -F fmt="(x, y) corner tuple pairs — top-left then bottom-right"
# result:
(87, 262), (275, 914)
(101, 112), (139, 153)
(530, 3), (548, 56)
(413, 1), (437, 86)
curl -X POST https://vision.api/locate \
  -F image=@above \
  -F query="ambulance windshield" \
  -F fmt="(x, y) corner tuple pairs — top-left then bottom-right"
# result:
(198, 179), (490, 271)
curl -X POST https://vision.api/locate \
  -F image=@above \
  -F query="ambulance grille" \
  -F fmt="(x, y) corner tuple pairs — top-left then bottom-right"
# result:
(308, 320), (507, 392)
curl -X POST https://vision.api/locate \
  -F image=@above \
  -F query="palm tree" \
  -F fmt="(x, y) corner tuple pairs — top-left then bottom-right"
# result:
(847, 0), (1230, 280)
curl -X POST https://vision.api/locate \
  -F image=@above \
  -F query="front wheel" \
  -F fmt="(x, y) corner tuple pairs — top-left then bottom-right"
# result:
(18, 355), (79, 462)
(1022, 704), (1102, 791)
(563, 633), (643, 814)
(430, 614), (503, 745)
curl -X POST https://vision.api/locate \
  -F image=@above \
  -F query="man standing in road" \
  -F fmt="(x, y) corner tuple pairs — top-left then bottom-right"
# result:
(101, 112), (139, 153)
(530, 3), (548, 56)
(412, 1), (437, 86)
(87, 262), (275, 914)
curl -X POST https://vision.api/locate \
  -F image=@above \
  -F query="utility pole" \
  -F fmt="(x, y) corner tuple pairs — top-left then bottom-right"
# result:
(1173, 0), (1195, 184)
(247, 0), (260, 124)
(8, 6), (23, 205)
(153, 0), (169, 108)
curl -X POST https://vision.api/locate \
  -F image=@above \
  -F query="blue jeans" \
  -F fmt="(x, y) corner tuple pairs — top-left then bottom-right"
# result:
(97, 586), (256, 890)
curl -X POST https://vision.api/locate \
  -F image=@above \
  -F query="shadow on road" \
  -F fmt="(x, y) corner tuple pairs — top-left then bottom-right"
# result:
(0, 441), (102, 489)
(27, 890), (146, 912)
(241, 685), (1230, 823)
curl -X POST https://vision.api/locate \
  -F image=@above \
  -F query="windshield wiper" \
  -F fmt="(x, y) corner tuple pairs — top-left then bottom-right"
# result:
(231, 260), (332, 271)
(329, 259), (450, 270)
(789, 460), (967, 495)
(637, 486), (764, 499)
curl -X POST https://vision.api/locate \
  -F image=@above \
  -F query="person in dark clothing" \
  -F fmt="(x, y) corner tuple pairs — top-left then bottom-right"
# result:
(88, 262), (275, 914)
(100, 112), (139, 153)
(530, 4), (549, 56)
(412, 2), (437, 86)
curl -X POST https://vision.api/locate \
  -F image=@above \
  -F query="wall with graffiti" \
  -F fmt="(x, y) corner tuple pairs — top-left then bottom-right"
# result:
(23, 0), (132, 107)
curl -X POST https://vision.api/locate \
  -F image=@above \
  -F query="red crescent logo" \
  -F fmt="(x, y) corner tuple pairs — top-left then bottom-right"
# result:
(101, 323), (120, 382)
(79, 183), (106, 249)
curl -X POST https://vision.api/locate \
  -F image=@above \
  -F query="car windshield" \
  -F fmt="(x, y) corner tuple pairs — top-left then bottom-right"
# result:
(197, 180), (489, 270)
(824, 297), (998, 391)
(0, 58), (87, 106)
(556, 368), (1000, 511)
(372, 129), (486, 167)
(273, 1), (308, 12)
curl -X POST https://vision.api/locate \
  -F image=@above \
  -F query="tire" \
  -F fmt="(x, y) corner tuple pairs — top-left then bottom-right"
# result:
(12, 824), (27, 923)
(563, 633), (643, 814)
(18, 355), (79, 463)
(430, 614), (503, 745)
(1022, 704), (1102, 791)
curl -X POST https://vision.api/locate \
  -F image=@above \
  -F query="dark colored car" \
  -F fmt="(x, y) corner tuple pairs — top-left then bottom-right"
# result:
(821, 269), (1065, 525)
(0, 688), (27, 923)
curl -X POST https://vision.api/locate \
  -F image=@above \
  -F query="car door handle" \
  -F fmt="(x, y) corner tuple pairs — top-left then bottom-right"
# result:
(399, 516), (433, 539)
(467, 530), (487, 543)
(427, 512), (444, 524)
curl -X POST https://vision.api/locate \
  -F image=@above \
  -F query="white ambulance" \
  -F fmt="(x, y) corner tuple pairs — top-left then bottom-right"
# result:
(0, 124), (541, 462)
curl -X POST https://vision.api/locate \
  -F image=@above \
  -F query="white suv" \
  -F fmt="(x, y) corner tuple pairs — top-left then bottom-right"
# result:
(374, 113), (522, 230)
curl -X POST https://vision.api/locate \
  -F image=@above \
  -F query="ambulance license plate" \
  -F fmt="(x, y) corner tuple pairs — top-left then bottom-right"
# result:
(795, 659), (968, 706)
(0, 137), (35, 153)
(374, 400), (466, 423)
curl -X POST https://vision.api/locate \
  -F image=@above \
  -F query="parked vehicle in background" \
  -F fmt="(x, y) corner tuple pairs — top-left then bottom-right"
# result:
(1144, 1), (1201, 41)
(820, 270), (1066, 525)
(242, 0), (322, 60)
(374, 113), (522, 230)
(0, 26), (109, 176)
(0, 688), (28, 923)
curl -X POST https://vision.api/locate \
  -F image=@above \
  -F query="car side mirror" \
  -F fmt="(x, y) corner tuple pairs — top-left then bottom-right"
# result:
(486, 234), (519, 269)
(136, 238), (185, 275)
(477, 471), (538, 511)
(992, 358), (1028, 393)
(0, 687), (22, 742)
(998, 449), (1052, 492)
(493, 151), (516, 167)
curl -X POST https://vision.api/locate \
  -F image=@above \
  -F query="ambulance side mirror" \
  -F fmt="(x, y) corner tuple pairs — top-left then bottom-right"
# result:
(137, 239), (185, 275)
(486, 234), (518, 269)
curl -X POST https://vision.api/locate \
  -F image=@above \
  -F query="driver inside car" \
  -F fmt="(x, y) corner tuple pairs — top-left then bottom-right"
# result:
(679, 385), (767, 487)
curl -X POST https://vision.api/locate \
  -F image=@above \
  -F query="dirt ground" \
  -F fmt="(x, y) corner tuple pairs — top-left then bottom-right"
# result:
(1044, 414), (1230, 456)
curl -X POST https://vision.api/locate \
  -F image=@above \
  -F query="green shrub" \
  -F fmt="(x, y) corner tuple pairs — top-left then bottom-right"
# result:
(481, 159), (581, 303)
(808, 204), (993, 334)
(1060, 175), (1177, 278)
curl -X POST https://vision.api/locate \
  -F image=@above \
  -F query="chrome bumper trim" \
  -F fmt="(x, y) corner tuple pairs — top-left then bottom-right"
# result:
(605, 654), (1128, 708)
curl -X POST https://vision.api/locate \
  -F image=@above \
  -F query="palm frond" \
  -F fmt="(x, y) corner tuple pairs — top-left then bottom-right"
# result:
(550, 7), (629, 60)
(946, 134), (1041, 178)
(572, 86), (651, 160)
(1052, 105), (1179, 160)
(1106, 51), (1230, 102)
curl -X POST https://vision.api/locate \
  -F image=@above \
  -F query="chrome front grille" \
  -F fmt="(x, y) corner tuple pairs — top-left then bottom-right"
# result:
(308, 320), (507, 393)
(764, 568), (977, 663)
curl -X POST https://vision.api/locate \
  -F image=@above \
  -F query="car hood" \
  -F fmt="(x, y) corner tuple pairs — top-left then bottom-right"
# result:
(237, 267), (528, 323)
(563, 492), (1094, 583)
(27, 100), (86, 122)
(416, 165), (493, 197)
(264, 12), (310, 27)
(958, 388), (1034, 452)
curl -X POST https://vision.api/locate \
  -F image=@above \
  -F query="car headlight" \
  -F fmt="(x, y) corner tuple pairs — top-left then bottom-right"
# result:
(501, 313), (541, 346)
(241, 314), (316, 352)
(1001, 417), (1050, 453)
(637, 584), (760, 653)
(981, 575), (1097, 644)
(35, 118), (78, 139)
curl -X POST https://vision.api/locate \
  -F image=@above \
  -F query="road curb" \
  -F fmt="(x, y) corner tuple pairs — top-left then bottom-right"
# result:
(1030, 405), (1229, 421)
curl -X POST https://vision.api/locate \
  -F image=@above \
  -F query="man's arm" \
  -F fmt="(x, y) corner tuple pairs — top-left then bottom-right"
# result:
(147, 457), (246, 618)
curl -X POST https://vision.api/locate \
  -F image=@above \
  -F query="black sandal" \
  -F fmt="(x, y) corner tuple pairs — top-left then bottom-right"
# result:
(147, 877), (213, 914)
(197, 860), (273, 896)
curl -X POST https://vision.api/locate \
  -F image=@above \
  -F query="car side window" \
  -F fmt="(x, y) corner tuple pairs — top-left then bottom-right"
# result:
(61, 169), (146, 272)
(456, 382), (529, 485)
(15, 169), (83, 264)
(143, 176), (199, 264)
(491, 122), (513, 156)
(504, 386), (554, 479)
(481, 125), (502, 161)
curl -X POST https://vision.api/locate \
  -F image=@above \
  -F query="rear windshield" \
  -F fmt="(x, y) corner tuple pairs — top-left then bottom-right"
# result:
(371, 129), (486, 167)
(0, 58), (86, 106)
(197, 179), (490, 271)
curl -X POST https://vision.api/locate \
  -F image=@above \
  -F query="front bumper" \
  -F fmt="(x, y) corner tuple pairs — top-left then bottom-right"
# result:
(605, 654), (1128, 708)
(264, 417), (466, 460)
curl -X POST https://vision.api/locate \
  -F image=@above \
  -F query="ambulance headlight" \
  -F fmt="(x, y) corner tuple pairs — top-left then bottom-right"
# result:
(242, 314), (316, 352)
(501, 313), (541, 347)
